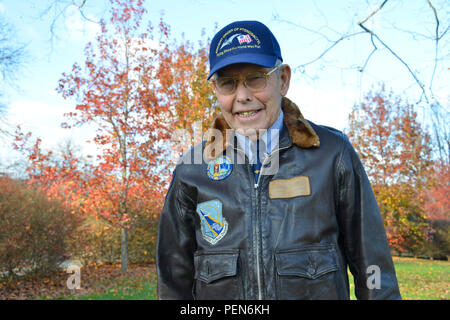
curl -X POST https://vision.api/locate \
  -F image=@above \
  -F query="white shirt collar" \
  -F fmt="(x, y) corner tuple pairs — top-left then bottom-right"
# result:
(235, 109), (284, 163)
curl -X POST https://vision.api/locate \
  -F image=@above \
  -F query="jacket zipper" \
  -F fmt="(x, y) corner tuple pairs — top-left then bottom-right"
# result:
(231, 145), (264, 300)
(231, 146), (261, 299)
(253, 144), (290, 300)
(253, 182), (262, 300)
(233, 142), (291, 300)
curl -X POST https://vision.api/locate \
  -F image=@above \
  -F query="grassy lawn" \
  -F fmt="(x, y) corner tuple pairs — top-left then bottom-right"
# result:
(63, 272), (158, 300)
(63, 257), (449, 300)
(348, 256), (449, 300)
(66, 256), (447, 300)
(391, 256), (449, 300)
(3, 257), (447, 300)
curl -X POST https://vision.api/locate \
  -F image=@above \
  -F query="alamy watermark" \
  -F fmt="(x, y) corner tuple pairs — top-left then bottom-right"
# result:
(366, 265), (381, 290)
(66, 265), (81, 290)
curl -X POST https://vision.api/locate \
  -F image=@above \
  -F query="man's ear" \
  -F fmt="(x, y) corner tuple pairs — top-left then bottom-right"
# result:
(279, 64), (291, 96)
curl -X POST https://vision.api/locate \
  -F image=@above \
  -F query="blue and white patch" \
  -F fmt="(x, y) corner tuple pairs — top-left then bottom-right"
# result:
(196, 200), (228, 245)
(207, 156), (233, 181)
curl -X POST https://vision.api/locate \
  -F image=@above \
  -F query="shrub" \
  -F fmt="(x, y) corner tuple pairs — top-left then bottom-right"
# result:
(419, 220), (450, 260)
(0, 176), (82, 281)
(76, 213), (159, 265)
(128, 215), (158, 264)
(80, 217), (121, 264)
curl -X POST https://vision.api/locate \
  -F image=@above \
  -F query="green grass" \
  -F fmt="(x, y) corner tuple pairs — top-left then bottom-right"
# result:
(391, 257), (449, 300)
(62, 273), (157, 300)
(58, 257), (448, 300)
(349, 256), (449, 300)
(74, 277), (157, 300)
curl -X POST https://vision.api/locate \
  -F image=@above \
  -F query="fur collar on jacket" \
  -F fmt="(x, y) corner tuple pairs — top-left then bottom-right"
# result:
(204, 97), (320, 161)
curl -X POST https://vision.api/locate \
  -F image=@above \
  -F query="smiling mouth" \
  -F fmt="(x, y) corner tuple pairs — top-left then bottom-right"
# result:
(235, 109), (262, 118)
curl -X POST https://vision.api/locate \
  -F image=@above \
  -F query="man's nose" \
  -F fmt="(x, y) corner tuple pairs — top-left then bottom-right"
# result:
(235, 80), (252, 103)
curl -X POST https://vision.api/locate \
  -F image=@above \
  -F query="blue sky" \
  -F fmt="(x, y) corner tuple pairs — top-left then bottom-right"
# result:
(0, 0), (448, 171)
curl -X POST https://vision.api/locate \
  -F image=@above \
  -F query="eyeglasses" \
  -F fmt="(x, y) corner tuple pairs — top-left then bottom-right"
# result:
(212, 64), (282, 95)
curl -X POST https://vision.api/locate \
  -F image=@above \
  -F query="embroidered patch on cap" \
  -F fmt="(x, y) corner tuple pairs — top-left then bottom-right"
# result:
(207, 155), (233, 181)
(196, 200), (228, 245)
(215, 27), (261, 57)
(208, 20), (282, 80)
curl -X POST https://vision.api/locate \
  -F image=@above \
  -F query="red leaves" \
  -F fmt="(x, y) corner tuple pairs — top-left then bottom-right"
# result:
(347, 86), (436, 253)
(49, 0), (184, 231)
(425, 161), (450, 221)
(10, 0), (216, 273)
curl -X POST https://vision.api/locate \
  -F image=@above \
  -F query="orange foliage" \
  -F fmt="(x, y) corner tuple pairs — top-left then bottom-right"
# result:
(13, 0), (215, 270)
(425, 161), (450, 221)
(346, 86), (435, 253)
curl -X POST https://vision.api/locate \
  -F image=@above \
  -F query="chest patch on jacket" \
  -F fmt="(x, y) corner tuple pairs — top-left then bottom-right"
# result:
(269, 176), (311, 199)
(196, 200), (228, 245)
(206, 156), (233, 181)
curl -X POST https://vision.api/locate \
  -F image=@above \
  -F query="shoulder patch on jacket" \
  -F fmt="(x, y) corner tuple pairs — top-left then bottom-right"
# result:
(196, 200), (228, 245)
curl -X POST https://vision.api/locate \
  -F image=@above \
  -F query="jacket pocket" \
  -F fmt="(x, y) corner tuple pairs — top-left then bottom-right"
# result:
(275, 244), (340, 300)
(193, 250), (240, 300)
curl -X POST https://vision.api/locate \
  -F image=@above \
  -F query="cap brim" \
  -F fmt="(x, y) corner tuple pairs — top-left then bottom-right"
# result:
(208, 53), (278, 80)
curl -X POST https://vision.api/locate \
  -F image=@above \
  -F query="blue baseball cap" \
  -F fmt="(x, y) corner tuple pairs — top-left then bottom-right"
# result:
(208, 20), (283, 79)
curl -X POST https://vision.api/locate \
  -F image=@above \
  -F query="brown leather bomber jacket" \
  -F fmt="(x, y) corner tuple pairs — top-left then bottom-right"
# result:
(156, 97), (401, 300)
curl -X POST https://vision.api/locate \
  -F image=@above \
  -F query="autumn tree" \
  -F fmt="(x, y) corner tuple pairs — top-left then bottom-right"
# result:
(55, 0), (170, 273)
(346, 86), (434, 254)
(425, 161), (450, 221)
(12, 0), (215, 273)
(423, 161), (450, 258)
(158, 32), (218, 146)
(13, 128), (88, 211)
(55, 0), (215, 272)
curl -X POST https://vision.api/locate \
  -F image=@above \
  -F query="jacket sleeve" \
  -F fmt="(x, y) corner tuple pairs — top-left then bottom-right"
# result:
(336, 135), (401, 300)
(156, 169), (197, 299)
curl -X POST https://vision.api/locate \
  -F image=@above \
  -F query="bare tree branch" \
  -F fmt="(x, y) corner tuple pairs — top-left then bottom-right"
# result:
(426, 0), (441, 98)
(357, 0), (428, 103)
(275, 0), (449, 107)
(40, 0), (103, 48)
(297, 31), (366, 71)
(0, 19), (27, 84)
(0, 18), (28, 141)
(273, 0), (448, 164)
(357, 0), (389, 26)
(273, 13), (335, 42)
(74, 0), (102, 24)
(359, 34), (377, 73)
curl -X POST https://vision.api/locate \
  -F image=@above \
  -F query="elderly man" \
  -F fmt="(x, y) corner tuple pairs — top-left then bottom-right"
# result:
(156, 20), (401, 300)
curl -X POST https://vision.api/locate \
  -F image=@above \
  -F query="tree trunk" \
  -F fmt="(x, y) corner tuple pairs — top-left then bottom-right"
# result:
(121, 227), (128, 274)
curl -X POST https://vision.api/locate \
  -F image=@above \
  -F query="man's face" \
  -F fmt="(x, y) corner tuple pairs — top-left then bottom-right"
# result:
(214, 63), (291, 138)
